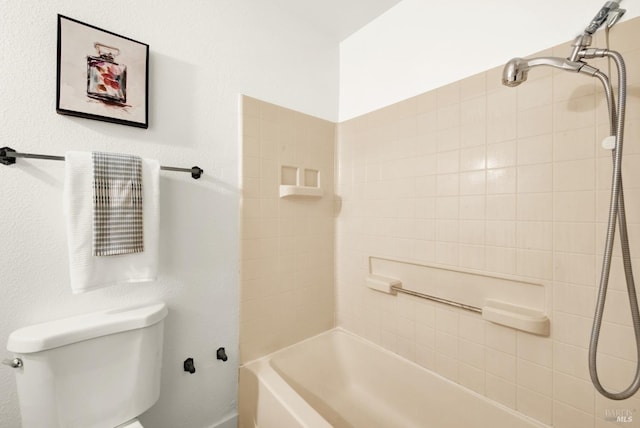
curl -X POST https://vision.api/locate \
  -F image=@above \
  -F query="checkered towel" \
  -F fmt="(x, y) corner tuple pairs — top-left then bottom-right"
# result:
(92, 152), (143, 256)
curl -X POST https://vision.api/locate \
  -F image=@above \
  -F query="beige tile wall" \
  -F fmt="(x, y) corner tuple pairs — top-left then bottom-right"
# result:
(336, 18), (640, 427)
(240, 96), (335, 364)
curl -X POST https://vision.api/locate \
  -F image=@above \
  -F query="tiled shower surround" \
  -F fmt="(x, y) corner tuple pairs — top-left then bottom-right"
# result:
(240, 96), (335, 363)
(241, 17), (640, 428)
(337, 19), (640, 427)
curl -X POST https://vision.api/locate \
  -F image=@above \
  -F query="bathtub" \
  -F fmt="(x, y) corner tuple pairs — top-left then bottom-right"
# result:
(239, 329), (547, 428)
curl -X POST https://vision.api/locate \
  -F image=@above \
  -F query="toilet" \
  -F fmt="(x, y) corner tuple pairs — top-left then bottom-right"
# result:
(6, 302), (168, 428)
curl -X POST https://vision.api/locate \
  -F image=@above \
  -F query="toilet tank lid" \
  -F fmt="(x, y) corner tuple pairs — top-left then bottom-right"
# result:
(7, 302), (168, 354)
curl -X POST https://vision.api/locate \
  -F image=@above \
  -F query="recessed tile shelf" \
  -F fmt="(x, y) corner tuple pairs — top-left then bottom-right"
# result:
(279, 165), (323, 198)
(279, 185), (324, 198)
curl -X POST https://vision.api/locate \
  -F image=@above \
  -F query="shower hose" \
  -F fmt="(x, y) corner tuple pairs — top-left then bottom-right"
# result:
(588, 49), (640, 400)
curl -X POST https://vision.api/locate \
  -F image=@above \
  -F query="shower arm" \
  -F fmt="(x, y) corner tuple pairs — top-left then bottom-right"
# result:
(522, 56), (600, 77)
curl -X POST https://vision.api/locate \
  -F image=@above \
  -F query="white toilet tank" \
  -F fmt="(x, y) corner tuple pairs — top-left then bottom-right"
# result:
(6, 302), (168, 428)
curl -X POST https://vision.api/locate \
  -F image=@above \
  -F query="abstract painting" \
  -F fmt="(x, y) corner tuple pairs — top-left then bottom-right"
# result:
(56, 15), (149, 128)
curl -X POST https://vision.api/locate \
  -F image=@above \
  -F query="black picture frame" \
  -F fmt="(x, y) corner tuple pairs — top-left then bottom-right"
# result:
(56, 15), (149, 129)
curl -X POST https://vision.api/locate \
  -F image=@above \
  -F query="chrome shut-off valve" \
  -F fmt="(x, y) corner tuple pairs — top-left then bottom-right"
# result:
(2, 358), (23, 368)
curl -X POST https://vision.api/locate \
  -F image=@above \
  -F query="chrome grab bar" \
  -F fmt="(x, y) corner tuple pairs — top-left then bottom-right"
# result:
(390, 284), (482, 314)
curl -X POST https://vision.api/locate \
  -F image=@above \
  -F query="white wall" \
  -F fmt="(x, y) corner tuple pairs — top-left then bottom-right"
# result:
(340, 0), (640, 121)
(0, 1), (338, 427)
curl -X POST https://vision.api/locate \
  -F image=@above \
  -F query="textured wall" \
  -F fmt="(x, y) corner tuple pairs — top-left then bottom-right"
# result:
(337, 17), (640, 427)
(239, 96), (335, 364)
(0, 2), (338, 427)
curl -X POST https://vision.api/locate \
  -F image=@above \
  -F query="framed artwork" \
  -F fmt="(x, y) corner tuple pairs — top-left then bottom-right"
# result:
(56, 15), (149, 128)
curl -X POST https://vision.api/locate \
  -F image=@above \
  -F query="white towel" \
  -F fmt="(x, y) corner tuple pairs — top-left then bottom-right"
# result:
(64, 151), (160, 294)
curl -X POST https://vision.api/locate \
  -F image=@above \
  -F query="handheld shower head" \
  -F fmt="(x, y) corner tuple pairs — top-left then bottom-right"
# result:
(585, 0), (625, 34)
(502, 57), (600, 87)
(568, 1), (624, 61)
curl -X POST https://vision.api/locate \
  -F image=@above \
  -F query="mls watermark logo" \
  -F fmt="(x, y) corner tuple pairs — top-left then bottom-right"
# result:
(605, 408), (635, 423)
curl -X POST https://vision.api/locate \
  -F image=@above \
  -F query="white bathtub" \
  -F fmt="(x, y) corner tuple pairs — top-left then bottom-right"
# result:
(239, 328), (548, 428)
